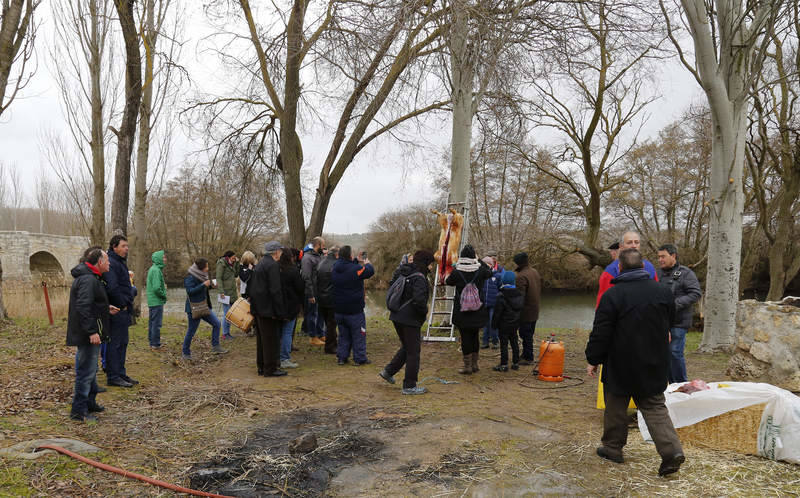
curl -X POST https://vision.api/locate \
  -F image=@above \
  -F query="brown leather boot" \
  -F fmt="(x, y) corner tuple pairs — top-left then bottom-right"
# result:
(458, 355), (472, 374)
(471, 352), (480, 373)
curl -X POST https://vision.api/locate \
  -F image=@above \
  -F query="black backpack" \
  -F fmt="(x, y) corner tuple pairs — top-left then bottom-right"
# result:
(386, 271), (424, 312)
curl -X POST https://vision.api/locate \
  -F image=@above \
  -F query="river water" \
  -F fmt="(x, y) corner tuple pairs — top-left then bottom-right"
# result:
(162, 288), (596, 330)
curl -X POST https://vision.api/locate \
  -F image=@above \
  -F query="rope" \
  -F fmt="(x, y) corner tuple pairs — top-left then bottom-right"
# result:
(35, 444), (232, 498)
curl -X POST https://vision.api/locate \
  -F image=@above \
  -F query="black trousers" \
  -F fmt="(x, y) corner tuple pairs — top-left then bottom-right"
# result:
(459, 327), (480, 355)
(385, 321), (422, 389)
(602, 390), (683, 459)
(319, 306), (338, 353)
(255, 316), (281, 374)
(499, 325), (519, 365)
(519, 320), (537, 361)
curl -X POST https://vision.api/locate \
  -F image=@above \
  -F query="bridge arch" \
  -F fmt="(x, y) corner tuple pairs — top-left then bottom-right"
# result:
(29, 251), (65, 283)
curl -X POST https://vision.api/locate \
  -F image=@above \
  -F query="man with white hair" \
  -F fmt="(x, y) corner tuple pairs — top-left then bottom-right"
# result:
(596, 231), (658, 308)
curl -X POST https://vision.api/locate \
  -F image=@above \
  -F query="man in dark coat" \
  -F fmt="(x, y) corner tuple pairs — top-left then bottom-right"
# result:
(67, 247), (118, 422)
(301, 236), (325, 344)
(332, 246), (375, 365)
(316, 246), (339, 354)
(657, 244), (702, 383)
(586, 249), (685, 476)
(380, 250), (435, 395)
(104, 235), (138, 388)
(513, 252), (541, 364)
(249, 241), (288, 377)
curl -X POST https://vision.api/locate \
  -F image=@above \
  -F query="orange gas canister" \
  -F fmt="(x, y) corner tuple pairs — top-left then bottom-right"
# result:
(537, 334), (565, 382)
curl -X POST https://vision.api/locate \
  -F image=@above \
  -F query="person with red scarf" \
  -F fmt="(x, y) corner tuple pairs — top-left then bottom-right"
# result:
(66, 247), (119, 422)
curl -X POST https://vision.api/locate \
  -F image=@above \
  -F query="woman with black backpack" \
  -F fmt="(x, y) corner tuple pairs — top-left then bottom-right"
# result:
(445, 245), (493, 374)
(379, 250), (436, 395)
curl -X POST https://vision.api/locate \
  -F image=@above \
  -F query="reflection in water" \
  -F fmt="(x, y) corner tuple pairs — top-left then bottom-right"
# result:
(160, 288), (597, 331)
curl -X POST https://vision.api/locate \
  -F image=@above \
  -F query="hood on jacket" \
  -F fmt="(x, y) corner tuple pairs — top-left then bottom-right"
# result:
(502, 287), (524, 311)
(71, 263), (94, 279)
(151, 250), (165, 268)
(611, 268), (651, 284)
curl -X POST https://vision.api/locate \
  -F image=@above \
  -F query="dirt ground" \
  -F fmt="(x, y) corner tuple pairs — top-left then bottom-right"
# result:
(1, 315), (798, 497)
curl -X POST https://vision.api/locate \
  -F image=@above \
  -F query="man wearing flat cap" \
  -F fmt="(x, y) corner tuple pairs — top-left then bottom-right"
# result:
(248, 241), (288, 377)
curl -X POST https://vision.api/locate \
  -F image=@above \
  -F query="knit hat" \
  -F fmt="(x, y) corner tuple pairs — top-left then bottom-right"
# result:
(501, 271), (516, 286)
(412, 250), (435, 268)
(608, 242), (620, 250)
(460, 245), (476, 258)
(513, 252), (528, 266)
(481, 256), (494, 266)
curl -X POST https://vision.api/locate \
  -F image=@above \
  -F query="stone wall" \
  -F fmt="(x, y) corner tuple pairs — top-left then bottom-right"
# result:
(0, 231), (89, 282)
(728, 299), (800, 392)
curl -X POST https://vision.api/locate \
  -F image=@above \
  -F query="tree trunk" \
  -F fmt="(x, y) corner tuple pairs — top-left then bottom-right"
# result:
(131, 0), (157, 314)
(699, 100), (747, 352)
(449, 2), (473, 240)
(110, 0), (142, 235)
(0, 0), (33, 117)
(281, 1), (306, 249)
(766, 175), (800, 300)
(89, 0), (106, 246)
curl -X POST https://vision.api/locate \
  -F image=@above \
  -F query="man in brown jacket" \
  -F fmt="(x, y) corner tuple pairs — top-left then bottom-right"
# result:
(514, 252), (541, 364)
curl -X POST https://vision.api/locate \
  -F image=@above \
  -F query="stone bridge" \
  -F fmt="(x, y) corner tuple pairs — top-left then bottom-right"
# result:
(0, 231), (89, 283)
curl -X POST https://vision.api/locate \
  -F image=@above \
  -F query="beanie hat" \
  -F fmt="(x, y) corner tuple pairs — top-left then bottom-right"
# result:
(513, 252), (528, 266)
(501, 271), (516, 286)
(460, 244), (476, 259)
(412, 250), (435, 268)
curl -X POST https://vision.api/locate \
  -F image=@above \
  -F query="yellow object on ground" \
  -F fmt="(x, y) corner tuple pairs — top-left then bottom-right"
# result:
(595, 365), (637, 409)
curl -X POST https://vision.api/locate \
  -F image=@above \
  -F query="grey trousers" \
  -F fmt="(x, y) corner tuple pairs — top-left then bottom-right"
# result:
(602, 391), (683, 459)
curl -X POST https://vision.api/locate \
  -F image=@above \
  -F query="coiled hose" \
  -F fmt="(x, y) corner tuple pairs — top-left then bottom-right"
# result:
(36, 444), (232, 498)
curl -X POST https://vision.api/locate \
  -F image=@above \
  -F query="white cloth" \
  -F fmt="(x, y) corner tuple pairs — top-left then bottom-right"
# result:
(638, 381), (800, 464)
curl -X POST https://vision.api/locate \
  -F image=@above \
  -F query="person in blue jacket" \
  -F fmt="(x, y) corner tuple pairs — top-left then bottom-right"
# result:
(182, 258), (229, 360)
(331, 246), (375, 365)
(104, 235), (138, 388)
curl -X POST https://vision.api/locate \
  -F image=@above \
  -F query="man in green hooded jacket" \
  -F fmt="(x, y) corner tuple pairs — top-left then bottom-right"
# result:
(146, 250), (167, 350)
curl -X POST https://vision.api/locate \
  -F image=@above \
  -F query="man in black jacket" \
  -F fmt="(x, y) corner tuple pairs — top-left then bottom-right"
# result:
(380, 250), (435, 395)
(316, 246), (339, 354)
(586, 249), (685, 476)
(249, 241), (288, 377)
(657, 244), (702, 383)
(67, 247), (118, 422)
(104, 235), (138, 388)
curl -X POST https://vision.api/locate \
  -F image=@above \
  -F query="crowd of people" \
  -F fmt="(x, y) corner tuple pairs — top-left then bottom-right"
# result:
(65, 229), (702, 476)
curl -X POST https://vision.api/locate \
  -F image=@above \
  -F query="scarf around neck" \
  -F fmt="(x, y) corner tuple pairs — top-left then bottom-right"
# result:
(188, 263), (209, 282)
(456, 257), (481, 272)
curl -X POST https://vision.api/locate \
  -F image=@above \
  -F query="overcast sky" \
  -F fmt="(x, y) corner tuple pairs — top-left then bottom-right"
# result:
(0, 3), (705, 235)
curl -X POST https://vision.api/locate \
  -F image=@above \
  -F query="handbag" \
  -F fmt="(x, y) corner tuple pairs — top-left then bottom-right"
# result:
(190, 298), (211, 319)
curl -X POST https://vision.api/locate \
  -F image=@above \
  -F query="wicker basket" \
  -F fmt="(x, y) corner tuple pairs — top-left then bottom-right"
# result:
(676, 403), (766, 455)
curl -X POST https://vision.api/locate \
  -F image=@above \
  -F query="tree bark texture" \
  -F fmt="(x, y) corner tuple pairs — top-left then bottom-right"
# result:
(89, 0), (106, 246)
(449, 2), (473, 239)
(110, 0), (142, 235)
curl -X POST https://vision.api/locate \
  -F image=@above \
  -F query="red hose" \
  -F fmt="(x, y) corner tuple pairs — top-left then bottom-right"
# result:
(36, 444), (233, 498)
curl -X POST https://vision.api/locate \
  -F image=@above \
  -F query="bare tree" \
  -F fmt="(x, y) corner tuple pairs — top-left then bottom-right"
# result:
(0, 0), (38, 117)
(49, 0), (119, 246)
(662, 0), (787, 350)
(196, 0), (450, 248)
(746, 5), (800, 301)
(8, 164), (22, 230)
(34, 169), (56, 233)
(109, 0), (143, 234)
(515, 0), (665, 266)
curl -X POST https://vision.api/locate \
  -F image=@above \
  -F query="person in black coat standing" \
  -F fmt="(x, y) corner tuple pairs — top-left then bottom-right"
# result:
(316, 247), (339, 354)
(379, 250), (435, 395)
(586, 249), (685, 476)
(67, 247), (118, 422)
(249, 241), (288, 377)
(491, 271), (524, 372)
(104, 234), (138, 388)
(445, 245), (492, 375)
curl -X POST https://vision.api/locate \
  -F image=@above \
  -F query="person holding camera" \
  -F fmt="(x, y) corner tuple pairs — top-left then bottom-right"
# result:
(657, 244), (702, 383)
(331, 246), (375, 366)
(182, 258), (228, 360)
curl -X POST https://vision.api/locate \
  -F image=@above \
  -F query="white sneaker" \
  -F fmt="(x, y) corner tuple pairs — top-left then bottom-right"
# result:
(280, 359), (299, 368)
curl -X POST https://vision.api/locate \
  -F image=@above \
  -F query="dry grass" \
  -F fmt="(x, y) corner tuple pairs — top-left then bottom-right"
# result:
(2, 282), (70, 319)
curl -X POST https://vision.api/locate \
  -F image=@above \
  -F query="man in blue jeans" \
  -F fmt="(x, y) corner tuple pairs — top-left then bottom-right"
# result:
(657, 244), (702, 383)
(66, 247), (118, 422)
(104, 235), (138, 388)
(331, 246), (375, 365)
